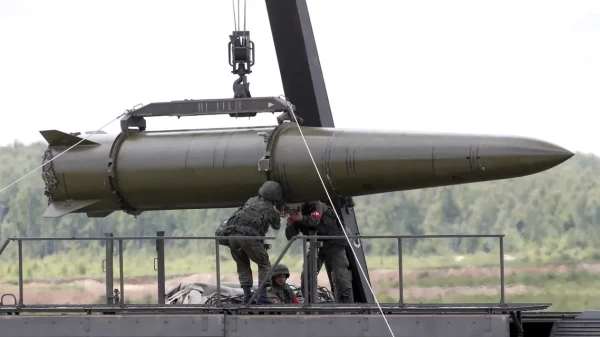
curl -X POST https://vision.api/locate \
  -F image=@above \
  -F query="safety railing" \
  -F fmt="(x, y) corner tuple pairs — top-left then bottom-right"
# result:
(0, 233), (510, 309)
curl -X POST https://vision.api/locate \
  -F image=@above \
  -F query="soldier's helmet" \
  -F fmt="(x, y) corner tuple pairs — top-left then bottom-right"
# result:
(272, 263), (290, 279)
(301, 200), (318, 215)
(258, 181), (283, 202)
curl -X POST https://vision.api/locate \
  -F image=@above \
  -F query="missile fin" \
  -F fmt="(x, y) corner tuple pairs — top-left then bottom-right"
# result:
(39, 130), (100, 147)
(86, 211), (114, 218)
(42, 199), (101, 218)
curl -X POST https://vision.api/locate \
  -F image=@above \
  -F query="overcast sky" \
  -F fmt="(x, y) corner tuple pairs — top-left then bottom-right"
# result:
(1, 0), (599, 156)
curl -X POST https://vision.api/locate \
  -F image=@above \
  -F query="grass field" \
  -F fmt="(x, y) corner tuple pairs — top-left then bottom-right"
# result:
(1, 243), (599, 311)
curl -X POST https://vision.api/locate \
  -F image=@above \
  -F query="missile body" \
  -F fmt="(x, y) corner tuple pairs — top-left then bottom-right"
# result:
(39, 124), (573, 218)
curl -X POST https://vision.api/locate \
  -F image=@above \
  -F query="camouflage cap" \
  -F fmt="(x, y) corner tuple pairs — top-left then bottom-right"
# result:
(272, 263), (290, 278)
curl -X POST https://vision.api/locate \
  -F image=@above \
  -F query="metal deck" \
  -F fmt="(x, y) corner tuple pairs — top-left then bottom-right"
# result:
(0, 313), (514, 337)
(0, 303), (551, 315)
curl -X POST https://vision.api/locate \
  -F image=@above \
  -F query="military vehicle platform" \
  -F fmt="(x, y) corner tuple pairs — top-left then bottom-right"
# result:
(1, 233), (598, 337)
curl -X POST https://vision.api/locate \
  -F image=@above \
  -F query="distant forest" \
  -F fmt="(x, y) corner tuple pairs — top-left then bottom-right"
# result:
(0, 141), (598, 258)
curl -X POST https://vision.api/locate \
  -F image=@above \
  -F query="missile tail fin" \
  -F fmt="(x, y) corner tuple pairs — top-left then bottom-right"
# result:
(42, 199), (101, 218)
(39, 130), (100, 147)
(86, 211), (114, 218)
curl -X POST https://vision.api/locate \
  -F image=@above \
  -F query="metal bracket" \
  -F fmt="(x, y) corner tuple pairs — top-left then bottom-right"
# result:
(120, 115), (146, 132)
(258, 156), (270, 172)
(509, 311), (524, 337)
(1, 294), (17, 306)
(257, 131), (270, 142)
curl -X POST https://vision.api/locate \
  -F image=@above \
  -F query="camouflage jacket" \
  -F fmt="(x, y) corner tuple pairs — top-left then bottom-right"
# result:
(267, 283), (296, 304)
(285, 201), (348, 248)
(227, 196), (281, 237)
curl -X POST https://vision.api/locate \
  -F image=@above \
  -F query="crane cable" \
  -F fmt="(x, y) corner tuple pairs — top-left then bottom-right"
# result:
(0, 112), (127, 195)
(282, 96), (396, 337)
(231, 0), (248, 32)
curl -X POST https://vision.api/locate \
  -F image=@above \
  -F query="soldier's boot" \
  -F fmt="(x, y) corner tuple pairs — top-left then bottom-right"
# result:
(339, 295), (353, 304)
(255, 287), (273, 305)
(242, 286), (252, 304)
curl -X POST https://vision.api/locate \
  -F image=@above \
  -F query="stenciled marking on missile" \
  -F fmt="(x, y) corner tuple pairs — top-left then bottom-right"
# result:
(344, 142), (357, 177)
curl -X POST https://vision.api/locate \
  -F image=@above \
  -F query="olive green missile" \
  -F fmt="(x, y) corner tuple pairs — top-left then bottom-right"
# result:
(39, 123), (573, 218)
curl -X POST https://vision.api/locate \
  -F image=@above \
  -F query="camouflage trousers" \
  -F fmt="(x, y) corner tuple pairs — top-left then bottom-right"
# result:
(228, 238), (272, 287)
(301, 244), (353, 302)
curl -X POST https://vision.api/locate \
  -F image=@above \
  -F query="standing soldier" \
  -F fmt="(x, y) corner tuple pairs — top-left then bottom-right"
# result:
(286, 201), (354, 304)
(219, 181), (284, 305)
(267, 263), (300, 304)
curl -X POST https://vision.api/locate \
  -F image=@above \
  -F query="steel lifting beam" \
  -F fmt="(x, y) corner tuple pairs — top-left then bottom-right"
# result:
(120, 97), (298, 131)
(264, 0), (374, 303)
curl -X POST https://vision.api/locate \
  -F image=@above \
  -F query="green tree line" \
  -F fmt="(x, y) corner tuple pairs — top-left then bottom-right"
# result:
(1, 141), (599, 259)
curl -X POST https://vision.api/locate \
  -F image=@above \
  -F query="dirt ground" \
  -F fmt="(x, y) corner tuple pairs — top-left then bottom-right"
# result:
(2, 263), (595, 305)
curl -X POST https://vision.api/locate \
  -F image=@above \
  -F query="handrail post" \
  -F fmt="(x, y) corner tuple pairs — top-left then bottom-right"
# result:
(302, 237), (309, 308)
(397, 238), (403, 305)
(246, 237), (296, 306)
(309, 230), (318, 305)
(215, 239), (221, 307)
(17, 240), (23, 306)
(156, 231), (166, 304)
(105, 233), (114, 305)
(500, 236), (505, 305)
(118, 239), (125, 306)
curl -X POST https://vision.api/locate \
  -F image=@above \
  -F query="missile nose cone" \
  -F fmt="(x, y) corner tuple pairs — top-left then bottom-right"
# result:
(478, 137), (574, 177)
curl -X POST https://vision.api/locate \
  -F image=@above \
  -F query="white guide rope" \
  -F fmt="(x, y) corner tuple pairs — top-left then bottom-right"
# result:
(282, 96), (396, 337)
(0, 112), (127, 195)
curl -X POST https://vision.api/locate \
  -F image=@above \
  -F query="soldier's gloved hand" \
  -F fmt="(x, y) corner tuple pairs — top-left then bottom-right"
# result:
(289, 212), (303, 222)
(263, 244), (271, 250)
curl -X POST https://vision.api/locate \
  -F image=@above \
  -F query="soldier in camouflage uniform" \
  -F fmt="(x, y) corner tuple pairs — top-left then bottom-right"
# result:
(224, 181), (284, 305)
(286, 201), (354, 303)
(267, 264), (300, 304)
